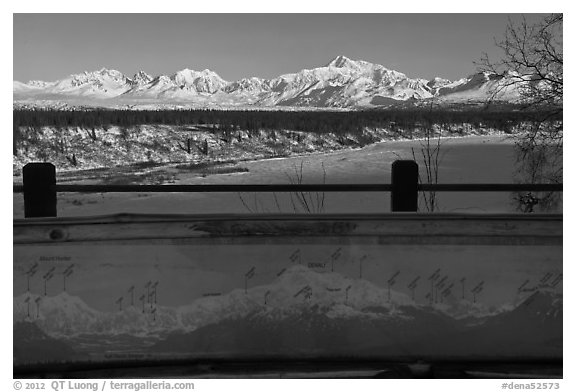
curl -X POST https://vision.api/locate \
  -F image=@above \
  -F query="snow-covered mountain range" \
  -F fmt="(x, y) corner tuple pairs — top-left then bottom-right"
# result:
(13, 56), (523, 109)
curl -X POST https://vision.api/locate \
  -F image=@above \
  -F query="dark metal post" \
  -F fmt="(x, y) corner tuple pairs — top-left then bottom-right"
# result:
(23, 163), (57, 218)
(391, 160), (418, 212)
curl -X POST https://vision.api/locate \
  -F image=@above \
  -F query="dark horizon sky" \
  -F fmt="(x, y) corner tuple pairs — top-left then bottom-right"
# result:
(14, 13), (548, 83)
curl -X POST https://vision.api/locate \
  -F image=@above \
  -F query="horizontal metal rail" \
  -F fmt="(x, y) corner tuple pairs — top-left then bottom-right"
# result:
(13, 184), (563, 193)
(12, 183), (562, 193)
(417, 184), (562, 192)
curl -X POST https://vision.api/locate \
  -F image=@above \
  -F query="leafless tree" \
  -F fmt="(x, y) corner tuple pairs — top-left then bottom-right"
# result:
(238, 161), (326, 214)
(411, 130), (442, 212)
(409, 100), (445, 212)
(479, 14), (562, 109)
(177, 137), (193, 154)
(285, 161), (326, 214)
(13, 123), (20, 156)
(478, 14), (562, 212)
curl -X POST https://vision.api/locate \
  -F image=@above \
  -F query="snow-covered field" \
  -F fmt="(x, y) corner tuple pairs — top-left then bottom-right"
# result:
(14, 134), (545, 218)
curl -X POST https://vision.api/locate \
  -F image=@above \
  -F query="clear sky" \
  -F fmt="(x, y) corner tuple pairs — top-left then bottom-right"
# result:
(13, 14), (547, 83)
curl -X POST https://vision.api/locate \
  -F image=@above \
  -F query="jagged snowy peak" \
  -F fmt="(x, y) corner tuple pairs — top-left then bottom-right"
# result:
(139, 75), (172, 90)
(434, 71), (521, 102)
(326, 54), (359, 69)
(224, 77), (270, 93)
(427, 77), (453, 90)
(130, 70), (153, 86)
(325, 55), (404, 81)
(170, 68), (228, 93)
(121, 75), (174, 98)
(53, 68), (131, 94)
(69, 68), (128, 85)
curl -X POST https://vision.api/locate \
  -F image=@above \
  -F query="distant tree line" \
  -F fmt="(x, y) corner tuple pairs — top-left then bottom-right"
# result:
(13, 108), (559, 136)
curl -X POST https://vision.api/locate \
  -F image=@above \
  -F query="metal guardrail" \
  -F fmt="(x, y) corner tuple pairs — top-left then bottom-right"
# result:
(13, 161), (563, 218)
(13, 213), (562, 246)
